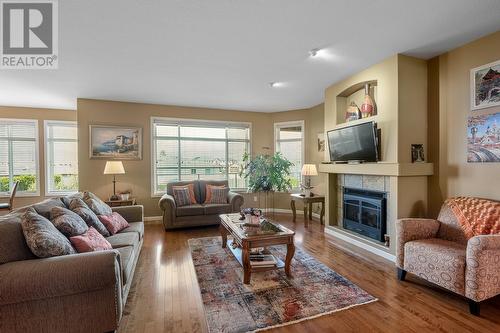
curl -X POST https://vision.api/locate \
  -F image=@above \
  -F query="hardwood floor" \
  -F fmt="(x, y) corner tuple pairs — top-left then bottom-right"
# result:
(118, 214), (500, 333)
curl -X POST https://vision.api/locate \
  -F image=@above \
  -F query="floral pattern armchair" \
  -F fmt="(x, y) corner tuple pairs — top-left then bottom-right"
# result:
(396, 199), (500, 316)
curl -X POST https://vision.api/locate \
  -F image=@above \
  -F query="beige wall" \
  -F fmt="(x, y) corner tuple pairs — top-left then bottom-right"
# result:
(428, 30), (500, 217)
(77, 99), (324, 217)
(0, 106), (76, 210)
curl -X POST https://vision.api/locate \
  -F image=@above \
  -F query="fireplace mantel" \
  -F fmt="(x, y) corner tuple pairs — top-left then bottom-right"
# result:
(319, 162), (433, 177)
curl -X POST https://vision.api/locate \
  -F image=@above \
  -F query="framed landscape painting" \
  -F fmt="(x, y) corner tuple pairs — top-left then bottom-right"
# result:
(471, 59), (500, 110)
(467, 112), (500, 162)
(89, 125), (142, 160)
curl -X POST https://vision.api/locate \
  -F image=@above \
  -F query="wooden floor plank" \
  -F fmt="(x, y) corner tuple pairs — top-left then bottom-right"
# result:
(118, 215), (500, 333)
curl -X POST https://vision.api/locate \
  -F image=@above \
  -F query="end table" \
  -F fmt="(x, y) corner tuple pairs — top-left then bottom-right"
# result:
(105, 198), (136, 207)
(290, 193), (325, 227)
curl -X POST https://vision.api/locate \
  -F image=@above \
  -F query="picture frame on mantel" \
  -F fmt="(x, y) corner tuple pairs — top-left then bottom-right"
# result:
(89, 125), (142, 160)
(470, 59), (500, 111)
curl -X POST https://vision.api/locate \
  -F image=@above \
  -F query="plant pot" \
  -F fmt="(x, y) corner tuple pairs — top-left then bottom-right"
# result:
(120, 193), (130, 201)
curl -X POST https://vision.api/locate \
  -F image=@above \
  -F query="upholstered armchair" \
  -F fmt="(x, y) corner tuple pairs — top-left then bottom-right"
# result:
(159, 180), (244, 230)
(396, 198), (500, 315)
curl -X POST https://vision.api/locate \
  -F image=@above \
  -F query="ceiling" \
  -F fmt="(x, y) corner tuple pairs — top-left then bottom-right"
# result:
(1, 0), (500, 112)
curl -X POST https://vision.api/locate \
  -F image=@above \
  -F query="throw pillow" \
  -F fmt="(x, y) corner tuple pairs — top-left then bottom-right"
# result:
(83, 191), (113, 216)
(21, 208), (76, 258)
(204, 184), (227, 204)
(61, 192), (83, 208)
(98, 212), (130, 235)
(173, 188), (193, 207)
(69, 198), (110, 237)
(50, 206), (89, 238)
(172, 184), (197, 204)
(207, 187), (229, 204)
(33, 198), (66, 219)
(70, 227), (112, 253)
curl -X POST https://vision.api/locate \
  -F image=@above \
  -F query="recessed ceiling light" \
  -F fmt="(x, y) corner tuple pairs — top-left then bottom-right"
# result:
(269, 82), (283, 88)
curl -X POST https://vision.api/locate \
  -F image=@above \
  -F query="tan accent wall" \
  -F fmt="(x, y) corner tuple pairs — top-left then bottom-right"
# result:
(427, 30), (500, 217)
(77, 99), (324, 217)
(0, 106), (76, 210)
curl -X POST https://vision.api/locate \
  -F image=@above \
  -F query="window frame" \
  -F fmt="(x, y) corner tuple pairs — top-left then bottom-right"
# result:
(150, 117), (252, 197)
(44, 120), (79, 196)
(274, 120), (305, 191)
(0, 118), (40, 197)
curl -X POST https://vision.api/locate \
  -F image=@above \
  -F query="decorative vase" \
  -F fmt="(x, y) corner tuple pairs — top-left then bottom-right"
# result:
(360, 83), (374, 118)
(345, 101), (361, 122)
(120, 193), (130, 200)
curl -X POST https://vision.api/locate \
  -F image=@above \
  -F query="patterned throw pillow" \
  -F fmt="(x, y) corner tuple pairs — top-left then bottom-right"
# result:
(83, 191), (113, 216)
(173, 188), (193, 207)
(50, 206), (89, 238)
(21, 208), (76, 258)
(70, 227), (112, 253)
(69, 198), (110, 237)
(98, 212), (130, 235)
(172, 184), (197, 204)
(207, 187), (229, 204)
(204, 185), (226, 204)
(33, 198), (66, 219)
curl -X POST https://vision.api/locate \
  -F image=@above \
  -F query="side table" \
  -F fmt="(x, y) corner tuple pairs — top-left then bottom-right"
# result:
(105, 198), (136, 207)
(290, 193), (325, 227)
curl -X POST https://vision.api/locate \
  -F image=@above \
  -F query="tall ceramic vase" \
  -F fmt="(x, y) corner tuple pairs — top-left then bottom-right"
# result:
(360, 83), (374, 118)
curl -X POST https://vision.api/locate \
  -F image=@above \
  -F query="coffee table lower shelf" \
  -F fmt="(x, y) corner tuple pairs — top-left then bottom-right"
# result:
(226, 239), (285, 272)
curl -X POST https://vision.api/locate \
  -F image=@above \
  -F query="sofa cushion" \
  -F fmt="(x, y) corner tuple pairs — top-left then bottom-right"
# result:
(98, 212), (130, 235)
(204, 203), (232, 215)
(70, 227), (112, 253)
(176, 204), (205, 217)
(206, 187), (229, 204)
(69, 198), (110, 237)
(83, 191), (113, 216)
(204, 184), (226, 204)
(0, 212), (36, 264)
(107, 232), (139, 249)
(167, 181), (202, 203)
(173, 187), (194, 207)
(199, 180), (229, 203)
(33, 198), (65, 219)
(50, 206), (88, 237)
(116, 245), (136, 284)
(21, 208), (76, 258)
(172, 184), (197, 204)
(404, 238), (466, 295)
(120, 222), (144, 240)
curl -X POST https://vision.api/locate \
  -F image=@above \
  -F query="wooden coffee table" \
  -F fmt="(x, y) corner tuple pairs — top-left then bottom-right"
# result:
(219, 213), (295, 284)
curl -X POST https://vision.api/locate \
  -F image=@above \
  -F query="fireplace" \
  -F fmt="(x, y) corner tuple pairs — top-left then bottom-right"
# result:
(343, 187), (386, 242)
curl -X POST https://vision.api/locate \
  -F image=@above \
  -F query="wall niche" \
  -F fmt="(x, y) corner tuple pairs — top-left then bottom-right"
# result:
(336, 80), (377, 125)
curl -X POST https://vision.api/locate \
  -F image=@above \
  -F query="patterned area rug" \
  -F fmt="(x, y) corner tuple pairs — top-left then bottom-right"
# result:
(189, 237), (377, 333)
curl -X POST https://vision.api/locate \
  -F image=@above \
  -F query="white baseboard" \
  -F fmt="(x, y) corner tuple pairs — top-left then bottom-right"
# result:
(324, 227), (396, 262)
(144, 215), (162, 222)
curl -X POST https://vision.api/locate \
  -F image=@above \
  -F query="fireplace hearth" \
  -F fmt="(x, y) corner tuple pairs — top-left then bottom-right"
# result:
(343, 187), (386, 242)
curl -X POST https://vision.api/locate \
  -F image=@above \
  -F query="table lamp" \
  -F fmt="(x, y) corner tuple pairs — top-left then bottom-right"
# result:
(301, 164), (318, 197)
(104, 161), (125, 201)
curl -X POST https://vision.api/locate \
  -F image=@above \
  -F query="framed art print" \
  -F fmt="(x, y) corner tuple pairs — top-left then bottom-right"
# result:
(89, 125), (142, 160)
(471, 59), (500, 111)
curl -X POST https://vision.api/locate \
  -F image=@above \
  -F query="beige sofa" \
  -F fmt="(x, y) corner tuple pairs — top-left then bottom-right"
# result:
(0, 197), (144, 333)
(396, 198), (499, 315)
(159, 180), (244, 230)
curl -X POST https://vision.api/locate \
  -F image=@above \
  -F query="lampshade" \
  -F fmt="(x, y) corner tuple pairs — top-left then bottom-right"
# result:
(103, 161), (125, 175)
(301, 164), (318, 176)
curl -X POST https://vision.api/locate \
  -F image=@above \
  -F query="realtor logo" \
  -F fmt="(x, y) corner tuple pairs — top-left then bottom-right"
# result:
(1, 0), (58, 69)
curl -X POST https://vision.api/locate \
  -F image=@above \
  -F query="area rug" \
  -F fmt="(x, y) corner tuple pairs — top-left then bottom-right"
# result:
(188, 236), (377, 333)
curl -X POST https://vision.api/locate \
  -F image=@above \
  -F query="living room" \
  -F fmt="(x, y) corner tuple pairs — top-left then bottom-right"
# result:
(1, 1), (500, 333)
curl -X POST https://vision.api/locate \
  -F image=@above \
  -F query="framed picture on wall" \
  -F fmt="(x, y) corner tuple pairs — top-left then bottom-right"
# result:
(467, 112), (500, 162)
(317, 132), (325, 152)
(470, 59), (500, 110)
(89, 125), (142, 160)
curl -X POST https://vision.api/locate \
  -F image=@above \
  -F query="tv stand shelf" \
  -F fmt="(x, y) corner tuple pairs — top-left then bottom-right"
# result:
(318, 162), (433, 177)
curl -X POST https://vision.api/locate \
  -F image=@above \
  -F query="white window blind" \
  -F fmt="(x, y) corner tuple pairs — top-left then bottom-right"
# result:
(45, 121), (78, 195)
(274, 121), (304, 188)
(0, 119), (39, 195)
(152, 118), (251, 195)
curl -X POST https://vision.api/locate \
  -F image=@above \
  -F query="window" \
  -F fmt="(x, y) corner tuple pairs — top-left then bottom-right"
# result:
(45, 121), (78, 195)
(274, 121), (304, 188)
(152, 118), (251, 195)
(0, 119), (39, 196)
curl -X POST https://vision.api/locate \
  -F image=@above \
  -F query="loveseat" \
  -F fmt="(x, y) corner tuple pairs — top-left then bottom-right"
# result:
(0, 196), (144, 333)
(159, 180), (244, 230)
(396, 197), (500, 315)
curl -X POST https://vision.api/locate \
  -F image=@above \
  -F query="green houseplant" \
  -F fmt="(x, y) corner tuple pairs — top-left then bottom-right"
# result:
(240, 152), (294, 194)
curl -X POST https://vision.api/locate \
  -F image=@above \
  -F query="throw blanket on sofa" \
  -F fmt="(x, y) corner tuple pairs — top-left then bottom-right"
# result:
(446, 197), (500, 239)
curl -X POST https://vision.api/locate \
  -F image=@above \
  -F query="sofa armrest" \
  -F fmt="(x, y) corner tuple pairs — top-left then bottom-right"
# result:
(112, 205), (144, 223)
(159, 194), (176, 229)
(395, 218), (440, 268)
(0, 250), (121, 306)
(228, 191), (244, 212)
(465, 235), (500, 302)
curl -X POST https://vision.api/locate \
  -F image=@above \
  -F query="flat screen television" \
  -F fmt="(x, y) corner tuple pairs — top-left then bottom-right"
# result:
(327, 122), (378, 162)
